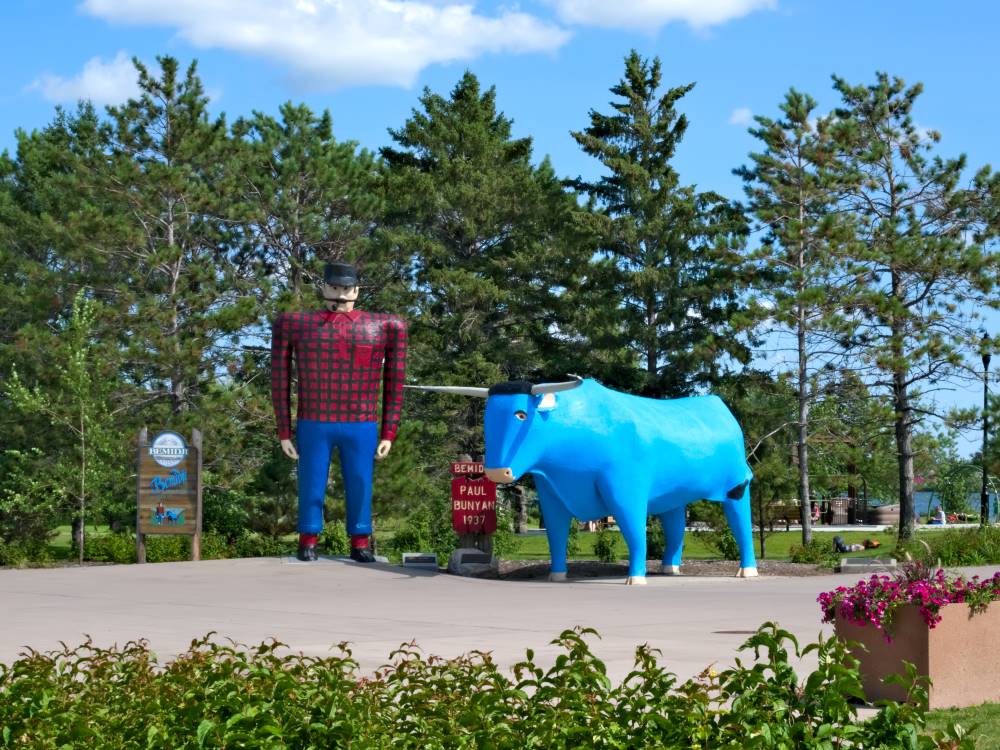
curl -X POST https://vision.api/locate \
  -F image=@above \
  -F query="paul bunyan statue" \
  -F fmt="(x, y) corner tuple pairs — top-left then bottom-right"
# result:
(271, 261), (408, 562)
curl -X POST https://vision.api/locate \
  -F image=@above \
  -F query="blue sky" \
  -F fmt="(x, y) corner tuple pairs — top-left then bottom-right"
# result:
(2, 0), (999, 453)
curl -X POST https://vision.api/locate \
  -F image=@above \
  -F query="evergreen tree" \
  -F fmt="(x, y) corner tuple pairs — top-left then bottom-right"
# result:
(831, 73), (1000, 542)
(380, 71), (583, 456)
(735, 89), (857, 544)
(103, 56), (259, 416)
(567, 50), (748, 397)
(232, 103), (383, 307)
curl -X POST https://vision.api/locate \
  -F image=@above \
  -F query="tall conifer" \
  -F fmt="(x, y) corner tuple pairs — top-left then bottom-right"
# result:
(736, 89), (856, 544)
(567, 51), (748, 397)
(832, 73), (1000, 542)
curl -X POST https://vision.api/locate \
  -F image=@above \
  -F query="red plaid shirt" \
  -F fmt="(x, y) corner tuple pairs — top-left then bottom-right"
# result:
(270, 309), (408, 442)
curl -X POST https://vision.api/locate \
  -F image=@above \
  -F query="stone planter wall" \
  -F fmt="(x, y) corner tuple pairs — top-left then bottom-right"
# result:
(835, 602), (1000, 709)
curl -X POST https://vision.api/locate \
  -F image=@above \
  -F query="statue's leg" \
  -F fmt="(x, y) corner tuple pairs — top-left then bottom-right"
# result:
(535, 477), (572, 582)
(296, 420), (334, 536)
(659, 505), (686, 575)
(598, 476), (649, 585)
(337, 422), (378, 538)
(722, 483), (758, 577)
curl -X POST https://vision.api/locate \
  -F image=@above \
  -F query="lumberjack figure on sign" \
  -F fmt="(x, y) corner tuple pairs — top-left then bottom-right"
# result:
(271, 261), (408, 563)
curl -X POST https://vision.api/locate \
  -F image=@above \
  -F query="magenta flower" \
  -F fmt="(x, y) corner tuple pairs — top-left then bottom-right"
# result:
(819, 569), (1000, 641)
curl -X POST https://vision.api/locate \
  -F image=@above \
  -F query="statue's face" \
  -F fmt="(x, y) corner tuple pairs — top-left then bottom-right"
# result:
(322, 284), (359, 303)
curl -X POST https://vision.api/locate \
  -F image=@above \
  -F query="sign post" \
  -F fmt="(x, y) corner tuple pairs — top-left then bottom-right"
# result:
(136, 428), (203, 562)
(450, 459), (497, 558)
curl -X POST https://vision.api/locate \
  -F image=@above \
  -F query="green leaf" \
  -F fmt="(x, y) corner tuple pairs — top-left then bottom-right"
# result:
(197, 719), (215, 748)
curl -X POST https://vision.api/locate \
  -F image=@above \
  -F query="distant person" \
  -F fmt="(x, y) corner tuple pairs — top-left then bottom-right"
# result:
(934, 506), (946, 525)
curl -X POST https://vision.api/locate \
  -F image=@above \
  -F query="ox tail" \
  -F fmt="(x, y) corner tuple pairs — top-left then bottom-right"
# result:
(726, 479), (750, 500)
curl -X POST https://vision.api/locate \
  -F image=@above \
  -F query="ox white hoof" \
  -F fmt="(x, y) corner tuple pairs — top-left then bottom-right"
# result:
(549, 572), (568, 582)
(625, 576), (647, 586)
(736, 567), (759, 578)
(661, 564), (681, 576)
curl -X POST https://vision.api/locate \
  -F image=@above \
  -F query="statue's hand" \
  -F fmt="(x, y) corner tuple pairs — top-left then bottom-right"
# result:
(375, 440), (392, 460)
(280, 438), (299, 461)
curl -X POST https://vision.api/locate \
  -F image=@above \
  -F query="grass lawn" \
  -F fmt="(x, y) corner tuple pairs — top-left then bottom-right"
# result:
(47, 524), (903, 563)
(926, 702), (1000, 749)
(510, 528), (900, 562)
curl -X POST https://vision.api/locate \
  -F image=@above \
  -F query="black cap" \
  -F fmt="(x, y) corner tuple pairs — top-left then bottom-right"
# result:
(323, 262), (359, 287)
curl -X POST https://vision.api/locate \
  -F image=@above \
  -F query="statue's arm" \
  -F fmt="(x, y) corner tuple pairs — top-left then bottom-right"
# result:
(271, 313), (297, 459)
(378, 316), (408, 458)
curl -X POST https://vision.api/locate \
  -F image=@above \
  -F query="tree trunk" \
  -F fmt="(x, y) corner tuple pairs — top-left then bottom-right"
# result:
(79, 411), (86, 566)
(512, 485), (527, 534)
(797, 295), (813, 545)
(893, 372), (916, 543)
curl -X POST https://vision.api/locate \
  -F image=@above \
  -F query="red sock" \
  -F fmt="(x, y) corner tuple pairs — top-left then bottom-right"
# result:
(299, 533), (318, 547)
(351, 535), (369, 549)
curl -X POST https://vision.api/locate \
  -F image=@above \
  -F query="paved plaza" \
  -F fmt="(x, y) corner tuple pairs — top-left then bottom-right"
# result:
(2, 559), (999, 683)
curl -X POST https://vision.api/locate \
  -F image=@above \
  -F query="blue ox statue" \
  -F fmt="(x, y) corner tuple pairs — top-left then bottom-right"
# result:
(411, 377), (757, 585)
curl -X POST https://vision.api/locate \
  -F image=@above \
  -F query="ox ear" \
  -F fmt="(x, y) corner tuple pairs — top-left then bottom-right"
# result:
(530, 375), (583, 396)
(404, 385), (489, 398)
(536, 392), (558, 411)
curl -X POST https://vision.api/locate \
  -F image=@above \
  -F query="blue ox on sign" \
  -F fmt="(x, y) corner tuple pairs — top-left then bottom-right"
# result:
(409, 377), (757, 585)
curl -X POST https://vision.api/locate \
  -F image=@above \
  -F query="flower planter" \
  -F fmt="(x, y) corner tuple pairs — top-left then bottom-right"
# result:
(834, 602), (1000, 709)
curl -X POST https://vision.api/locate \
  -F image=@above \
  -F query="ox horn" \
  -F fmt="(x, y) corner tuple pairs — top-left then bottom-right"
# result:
(405, 384), (489, 398)
(530, 375), (584, 396)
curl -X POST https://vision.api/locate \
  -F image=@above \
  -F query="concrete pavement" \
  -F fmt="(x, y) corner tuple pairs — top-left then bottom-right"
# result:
(2, 559), (998, 683)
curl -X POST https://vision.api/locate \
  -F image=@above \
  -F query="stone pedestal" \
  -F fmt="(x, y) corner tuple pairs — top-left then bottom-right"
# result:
(448, 547), (497, 577)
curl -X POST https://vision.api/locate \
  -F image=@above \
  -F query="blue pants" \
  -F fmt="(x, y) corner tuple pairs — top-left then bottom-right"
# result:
(296, 420), (377, 536)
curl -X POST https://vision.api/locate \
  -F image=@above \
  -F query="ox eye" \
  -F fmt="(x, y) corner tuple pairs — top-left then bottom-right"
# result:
(514, 410), (527, 421)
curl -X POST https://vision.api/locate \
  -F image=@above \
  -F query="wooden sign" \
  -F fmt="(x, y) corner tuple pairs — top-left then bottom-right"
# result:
(451, 461), (485, 475)
(135, 428), (203, 562)
(451, 475), (497, 534)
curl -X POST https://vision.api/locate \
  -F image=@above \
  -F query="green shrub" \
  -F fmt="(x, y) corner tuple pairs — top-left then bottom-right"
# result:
(202, 487), (252, 541)
(84, 532), (136, 564)
(692, 527), (740, 561)
(566, 520), (581, 557)
(491, 501), (520, 559)
(592, 528), (618, 563)
(383, 495), (457, 564)
(899, 526), (1000, 567)
(645, 516), (664, 560)
(319, 523), (350, 556)
(789, 537), (839, 567)
(0, 624), (970, 748)
(145, 534), (191, 562)
(0, 539), (52, 567)
(232, 531), (295, 558)
(199, 532), (234, 560)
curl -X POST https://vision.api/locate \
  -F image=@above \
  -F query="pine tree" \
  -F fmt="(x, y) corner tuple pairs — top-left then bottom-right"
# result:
(831, 72), (1000, 542)
(232, 103), (383, 307)
(103, 56), (259, 416)
(380, 71), (583, 456)
(735, 89), (856, 544)
(567, 50), (749, 397)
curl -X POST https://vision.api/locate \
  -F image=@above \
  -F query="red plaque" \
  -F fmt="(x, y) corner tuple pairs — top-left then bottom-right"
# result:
(451, 476), (497, 534)
(451, 461), (485, 475)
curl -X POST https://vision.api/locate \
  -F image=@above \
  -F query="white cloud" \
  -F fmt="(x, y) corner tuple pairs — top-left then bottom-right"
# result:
(80, 0), (572, 89)
(29, 51), (139, 105)
(551, 0), (775, 31)
(729, 106), (753, 125)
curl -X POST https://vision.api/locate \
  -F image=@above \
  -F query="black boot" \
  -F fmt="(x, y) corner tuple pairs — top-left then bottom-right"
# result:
(349, 547), (375, 563)
(297, 543), (318, 562)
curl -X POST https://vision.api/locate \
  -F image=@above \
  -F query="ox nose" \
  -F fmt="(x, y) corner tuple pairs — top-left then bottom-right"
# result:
(485, 467), (515, 484)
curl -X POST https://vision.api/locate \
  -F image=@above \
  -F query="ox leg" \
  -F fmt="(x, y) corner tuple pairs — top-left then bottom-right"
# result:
(722, 485), (758, 578)
(536, 485), (572, 582)
(598, 478), (648, 585)
(659, 506), (686, 575)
